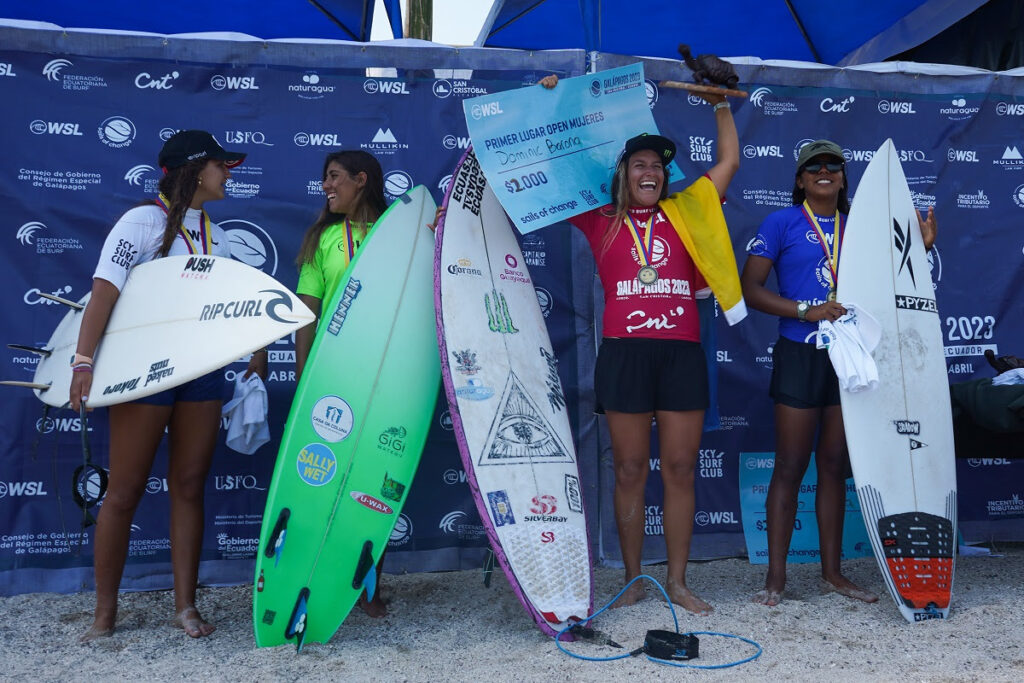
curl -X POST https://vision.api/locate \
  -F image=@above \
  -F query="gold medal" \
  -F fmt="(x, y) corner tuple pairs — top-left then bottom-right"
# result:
(827, 288), (837, 302)
(637, 265), (658, 285)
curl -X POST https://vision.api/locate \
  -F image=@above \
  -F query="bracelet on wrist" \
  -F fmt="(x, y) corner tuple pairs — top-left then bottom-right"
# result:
(72, 352), (93, 367)
(713, 101), (730, 112)
(72, 365), (93, 373)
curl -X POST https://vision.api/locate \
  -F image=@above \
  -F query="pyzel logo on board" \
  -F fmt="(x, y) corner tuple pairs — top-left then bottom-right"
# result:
(98, 116), (136, 148)
(289, 71), (334, 99)
(220, 219), (279, 275)
(210, 74), (260, 90)
(363, 79), (410, 95)
(135, 71), (179, 90)
(383, 170), (414, 201)
(30, 120), (83, 136)
(294, 131), (342, 147)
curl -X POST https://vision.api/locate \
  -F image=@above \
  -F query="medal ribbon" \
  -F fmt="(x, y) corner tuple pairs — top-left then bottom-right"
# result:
(344, 219), (356, 262)
(625, 211), (656, 268)
(155, 193), (212, 255)
(800, 200), (842, 290)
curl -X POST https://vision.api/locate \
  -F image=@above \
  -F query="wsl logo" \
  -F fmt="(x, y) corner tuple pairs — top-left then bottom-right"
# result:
(210, 74), (260, 91)
(30, 120), (83, 136)
(947, 148), (979, 163)
(877, 100), (917, 114)
(42, 58), (72, 81)
(0, 62), (16, 77)
(363, 79), (410, 95)
(469, 101), (504, 120)
(293, 131), (341, 147)
(98, 116), (136, 148)
(743, 144), (783, 159)
(442, 134), (470, 150)
(996, 102), (1024, 116)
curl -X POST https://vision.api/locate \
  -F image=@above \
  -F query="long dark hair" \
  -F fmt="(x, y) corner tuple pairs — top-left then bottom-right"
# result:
(792, 167), (850, 213)
(296, 150), (386, 268)
(155, 159), (206, 256)
(599, 150), (671, 256)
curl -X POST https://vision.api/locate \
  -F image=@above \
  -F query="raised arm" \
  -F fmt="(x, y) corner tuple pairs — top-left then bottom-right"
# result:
(700, 93), (739, 197)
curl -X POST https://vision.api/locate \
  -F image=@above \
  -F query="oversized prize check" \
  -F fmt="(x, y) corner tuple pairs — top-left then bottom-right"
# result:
(463, 63), (683, 233)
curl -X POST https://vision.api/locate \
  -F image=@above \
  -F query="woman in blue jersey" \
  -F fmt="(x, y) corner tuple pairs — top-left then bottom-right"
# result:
(740, 140), (936, 606)
(69, 131), (264, 640)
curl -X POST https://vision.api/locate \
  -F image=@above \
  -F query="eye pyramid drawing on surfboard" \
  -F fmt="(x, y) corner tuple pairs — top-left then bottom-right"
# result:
(435, 148), (593, 635)
(838, 138), (957, 623)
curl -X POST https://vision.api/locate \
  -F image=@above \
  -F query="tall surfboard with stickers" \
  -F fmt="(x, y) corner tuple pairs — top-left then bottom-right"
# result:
(253, 186), (439, 649)
(838, 139), (956, 623)
(435, 148), (592, 636)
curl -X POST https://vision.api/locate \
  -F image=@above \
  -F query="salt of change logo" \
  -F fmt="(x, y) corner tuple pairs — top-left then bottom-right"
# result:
(310, 395), (354, 442)
(383, 170), (413, 201)
(98, 116), (136, 148)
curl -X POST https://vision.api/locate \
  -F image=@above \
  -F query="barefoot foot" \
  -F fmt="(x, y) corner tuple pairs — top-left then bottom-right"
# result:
(752, 589), (783, 607)
(666, 578), (712, 615)
(610, 580), (646, 608)
(174, 606), (215, 638)
(79, 606), (116, 643)
(821, 576), (878, 603)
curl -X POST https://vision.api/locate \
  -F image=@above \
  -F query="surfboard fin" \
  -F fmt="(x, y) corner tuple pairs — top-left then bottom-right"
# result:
(284, 587), (310, 653)
(482, 549), (495, 588)
(352, 540), (376, 601)
(7, 344), (51, 357)
(265, 508), (290, 567)
(0, 380), (50, 391)
(37, 292), (84, 310)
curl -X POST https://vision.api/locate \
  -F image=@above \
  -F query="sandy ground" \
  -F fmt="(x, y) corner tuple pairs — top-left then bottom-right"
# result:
(2, 547), (1022, 681)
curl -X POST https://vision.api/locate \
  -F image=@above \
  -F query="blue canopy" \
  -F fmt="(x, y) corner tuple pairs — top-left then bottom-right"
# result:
(476, 0), (988, 65)
(0, 0), (403, 41)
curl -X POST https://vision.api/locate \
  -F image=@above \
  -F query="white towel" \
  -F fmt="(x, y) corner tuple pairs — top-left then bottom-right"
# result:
(221, 372), (270, 454)
(817, 303), (882, 393)
(992, 368), (1024, 386)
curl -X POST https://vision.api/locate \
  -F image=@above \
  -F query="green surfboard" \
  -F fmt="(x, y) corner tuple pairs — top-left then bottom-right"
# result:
(253, 186), (439, 649)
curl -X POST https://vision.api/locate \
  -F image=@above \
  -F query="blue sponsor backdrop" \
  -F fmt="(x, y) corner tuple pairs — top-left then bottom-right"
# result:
(0, 25), (1021, 595)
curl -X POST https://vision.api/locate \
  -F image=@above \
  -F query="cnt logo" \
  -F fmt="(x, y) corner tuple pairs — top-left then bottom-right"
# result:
(442, 134), (470, 150)
(98, 116), (136, 148)
(294, 131), (341, 147)
(0, 481), (48, 498)
(17, 221), (45, 245)
(743, 144), (783, 159)
(819, 95), (855, 113)
(24, 285), (72, 305)
(42, 58), (72, 81)
(363, 79), (410, 95)
(124, 164), (157, 186)
(30, 119), (83, 136)
(211, 74), (260, 90)
(135, 71), (180, 90)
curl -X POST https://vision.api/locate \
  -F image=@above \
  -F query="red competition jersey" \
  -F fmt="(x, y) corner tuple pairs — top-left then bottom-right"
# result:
(571, 205), (707, 340)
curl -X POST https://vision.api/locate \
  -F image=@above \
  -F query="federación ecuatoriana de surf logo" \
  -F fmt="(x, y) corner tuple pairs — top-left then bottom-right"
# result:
(311, 395), (353, 442)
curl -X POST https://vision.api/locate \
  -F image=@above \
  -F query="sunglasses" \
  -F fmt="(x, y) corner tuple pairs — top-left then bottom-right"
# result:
(802, 161), (844, 173)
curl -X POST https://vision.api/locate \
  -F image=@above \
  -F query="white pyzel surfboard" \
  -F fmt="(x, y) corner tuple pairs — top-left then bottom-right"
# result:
(12, 255), (314, 408)
(435, 149), (592, 635)
(838, 139), (956, 623)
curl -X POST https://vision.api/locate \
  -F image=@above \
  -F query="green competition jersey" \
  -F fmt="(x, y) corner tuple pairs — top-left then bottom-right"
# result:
(297, 220), (371, 302)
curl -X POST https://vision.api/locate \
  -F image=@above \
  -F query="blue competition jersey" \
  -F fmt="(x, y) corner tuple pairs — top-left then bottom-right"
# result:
(747, 204), (846, 343)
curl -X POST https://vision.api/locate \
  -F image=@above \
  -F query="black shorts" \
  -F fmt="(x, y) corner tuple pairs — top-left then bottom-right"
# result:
(594, 338), (708, 413)
(769, 336), (840, 408)
(132, 369), (225, 406)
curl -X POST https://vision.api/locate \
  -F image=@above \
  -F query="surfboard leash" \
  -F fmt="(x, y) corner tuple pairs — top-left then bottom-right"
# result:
(70, 401), (108, 543)
(553, 574), (763, 669)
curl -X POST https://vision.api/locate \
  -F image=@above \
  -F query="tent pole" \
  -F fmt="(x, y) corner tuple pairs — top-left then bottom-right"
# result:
(783, 0), (823, 63)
